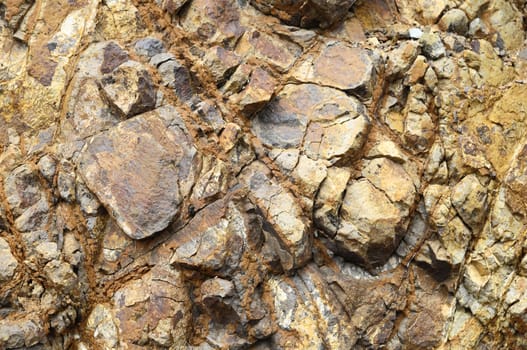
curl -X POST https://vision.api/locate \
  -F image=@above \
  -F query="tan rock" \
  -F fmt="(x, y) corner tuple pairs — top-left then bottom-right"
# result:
(418, 0), (448, 24)
(451, 174), (489, 230)
(170, 199), (246, 275)
(268, 264), (354, 349)
(253, 83), (370, 163)
(291, 155), (327, 198)
(112, 265), (191, 347)
(86, 304), (119, 349)
(362, 157), (417, 208)
(386, 41), (419, 77)
(439, 9), (469, 35)
(0, 238), (18, 282)
(240, 161), (311, 271)
(333, 179), (407, 269)
(293, 41), (374, 96)
(314, 167), (351, 237)
(203, 46), (242, 84)
(100, 61), (156, 117)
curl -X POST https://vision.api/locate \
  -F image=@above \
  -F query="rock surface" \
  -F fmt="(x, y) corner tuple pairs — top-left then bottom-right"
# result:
(1, 0), (527, 349)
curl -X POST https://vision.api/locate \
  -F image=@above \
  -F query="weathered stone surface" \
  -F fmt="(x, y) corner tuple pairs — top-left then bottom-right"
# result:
(203, 46), (241, 85)
(0, 238), (18, 282)
(240, 161), (311, 271)
(235, 30), (302, 73)
(420, 32), (446, 60)
(78, 106), (198, 239)
(451, 174), (489, 230)
(250, 0), (356, 29)
(293, 41), (374, 96)
(169, 199), (247, 275)
(3, 0), (527, 348)
(0, 317), (44, 349)
(331, 178), (408, 269)
(180, 0), (244, 46)
(4, 165), (49, 233)
(111, 265), (191, 348)
(439, 9), (469, 35)
(253, 83), (370, 163)
(229, 66), (277, 115)
(152, 54), (195, 102)
(268, 264), (354, 348)
(100, 61), (157, 117)
(134, 37), (165, 58)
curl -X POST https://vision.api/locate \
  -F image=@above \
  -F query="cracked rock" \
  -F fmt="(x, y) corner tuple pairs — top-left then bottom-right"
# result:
(78, 106), (198, 239)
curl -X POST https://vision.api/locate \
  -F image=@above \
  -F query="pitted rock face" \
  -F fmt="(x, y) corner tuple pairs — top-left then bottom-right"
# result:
(78, 106), (197, 239)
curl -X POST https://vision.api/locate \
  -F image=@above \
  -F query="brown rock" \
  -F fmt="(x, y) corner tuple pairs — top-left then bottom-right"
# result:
(236, 30), (302, 73)
(203, 46), (242, 85)
(293, 41), (375, 97)
(250, 0), (357, 29)
(78, 106), (198, 239)
(230, 66), (277, 115)
(111, 265), (191, 348)
(180, 0), (244, 46)
(100, 61), (157, 117)
(169, 199), (247, 275)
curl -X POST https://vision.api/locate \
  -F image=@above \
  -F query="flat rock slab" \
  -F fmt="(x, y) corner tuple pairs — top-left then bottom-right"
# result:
(78, 106), (197, 239)
(292, 41), (374, 96)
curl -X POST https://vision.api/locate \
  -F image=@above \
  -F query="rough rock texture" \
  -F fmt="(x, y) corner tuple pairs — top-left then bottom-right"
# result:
(0, 0), (527, 349)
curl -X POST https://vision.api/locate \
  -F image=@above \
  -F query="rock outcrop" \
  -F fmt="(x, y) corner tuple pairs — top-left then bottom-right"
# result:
(1, 0), (527, 349)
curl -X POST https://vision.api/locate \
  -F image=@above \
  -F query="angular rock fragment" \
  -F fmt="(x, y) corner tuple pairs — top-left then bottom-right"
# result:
(420, 32), (446, 60)
(230, 66), (277, 115)
(4, 165), (49, 232)
(169, 199), (247, 275)
(314, 167), (351, 236)
(451, 174), (488, 230)
(152, 53), (195, 102)
(78, 106), (198, 239)
(203, 46), (242, 85)
(240, 161), (311, 271)
(134, 37), (165, 58)
(236, 30), (302, 73)
(0, 316), (44, 349)
(268, 264), (354, 348)
(156, 0), (190, 15)
(86, 304), (119, 349)
(111, 265), (191, 348)
(180, 0), (244, 46)
(100, 61), (156, 117)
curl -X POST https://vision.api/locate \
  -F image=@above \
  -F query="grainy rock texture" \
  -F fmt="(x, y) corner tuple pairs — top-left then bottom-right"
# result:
(0, 0), (527, 349)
